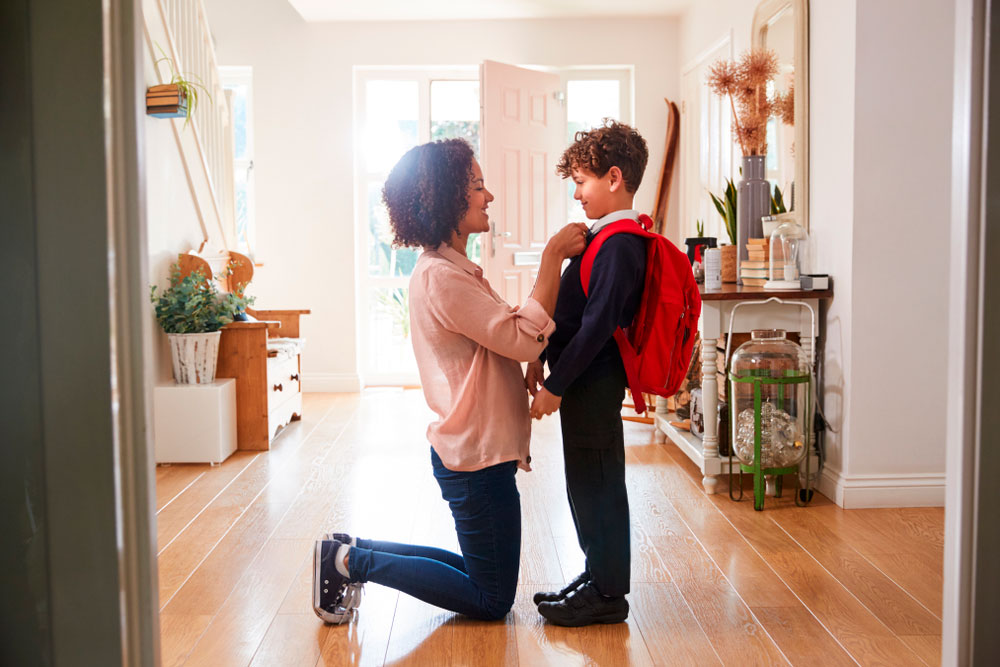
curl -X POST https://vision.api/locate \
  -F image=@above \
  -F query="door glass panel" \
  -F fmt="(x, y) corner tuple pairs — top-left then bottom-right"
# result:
(431, 79), (482, 262)
(227, 83), (249, 160)
(368, 287), (418, 375)
(566, 80), (621, 223)
(234, 163), (249, 252)
(430, 80), (480, 156)
(364, 80), (418, 174)
(368, 181), (420, 277)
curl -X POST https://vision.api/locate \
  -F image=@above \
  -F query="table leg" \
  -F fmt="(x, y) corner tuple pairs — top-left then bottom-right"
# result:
(653, 395), (667, 443)
(701, 337), (720, 494)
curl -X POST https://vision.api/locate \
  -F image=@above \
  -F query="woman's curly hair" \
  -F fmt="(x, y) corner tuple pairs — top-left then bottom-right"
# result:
(382, 138), (475, 248)
(555, 119), (649, 193)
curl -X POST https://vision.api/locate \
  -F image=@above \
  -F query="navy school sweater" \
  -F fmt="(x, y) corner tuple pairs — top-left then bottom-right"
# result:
(542, 232), (647, 397)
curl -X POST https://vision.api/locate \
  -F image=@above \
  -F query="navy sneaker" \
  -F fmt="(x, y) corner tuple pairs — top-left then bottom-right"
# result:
(312, 539), (361, 624)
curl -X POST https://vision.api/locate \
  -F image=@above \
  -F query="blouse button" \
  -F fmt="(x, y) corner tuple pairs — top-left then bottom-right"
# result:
(536, 333), (545, 342)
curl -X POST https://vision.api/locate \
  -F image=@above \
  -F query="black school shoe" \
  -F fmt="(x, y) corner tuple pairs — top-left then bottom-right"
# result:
(532, 571), (590, 605)
(537, 582), (629, 626)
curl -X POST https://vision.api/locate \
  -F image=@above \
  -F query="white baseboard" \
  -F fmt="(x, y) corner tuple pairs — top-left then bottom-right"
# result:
(301, 372), (360, 393)
(818, 468), (946, 509)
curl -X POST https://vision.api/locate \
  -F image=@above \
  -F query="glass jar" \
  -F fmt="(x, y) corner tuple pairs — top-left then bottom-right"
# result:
(729, 329), (810, 470)
(765, 218), (809, 288)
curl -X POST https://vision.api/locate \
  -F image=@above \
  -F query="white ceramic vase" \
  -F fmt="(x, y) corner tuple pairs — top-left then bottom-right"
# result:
(167, 331), (222, 384)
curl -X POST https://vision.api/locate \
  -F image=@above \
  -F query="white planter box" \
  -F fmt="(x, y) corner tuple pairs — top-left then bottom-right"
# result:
(153, 379), (237, 464)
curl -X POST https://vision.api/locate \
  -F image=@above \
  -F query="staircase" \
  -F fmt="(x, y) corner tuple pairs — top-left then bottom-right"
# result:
(143, 0), (235, 254)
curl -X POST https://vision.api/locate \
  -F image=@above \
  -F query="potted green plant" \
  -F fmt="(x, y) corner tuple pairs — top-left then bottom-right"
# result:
(146, 46), (211, 126)
(150, 264), (253, 384)
(709, 178), (738, 283)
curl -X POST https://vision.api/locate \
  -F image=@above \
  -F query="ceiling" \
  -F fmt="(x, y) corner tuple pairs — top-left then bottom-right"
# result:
(285, 0), (693, 22)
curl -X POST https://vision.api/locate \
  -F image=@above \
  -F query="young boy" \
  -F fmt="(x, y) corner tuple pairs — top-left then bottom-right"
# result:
(526, 120), (649, 626)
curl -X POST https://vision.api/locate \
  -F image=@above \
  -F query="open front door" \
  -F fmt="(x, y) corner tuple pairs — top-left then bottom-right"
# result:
(480, 60), (565, 307)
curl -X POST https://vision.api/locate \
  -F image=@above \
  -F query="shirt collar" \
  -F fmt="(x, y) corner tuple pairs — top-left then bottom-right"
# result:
(434, 243), (483, 278)
(590, 209), (641, 234)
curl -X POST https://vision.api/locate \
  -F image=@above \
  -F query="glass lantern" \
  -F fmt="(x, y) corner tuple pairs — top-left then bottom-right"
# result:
(764, 219), (809, 289)
(728, 329), (812, 510)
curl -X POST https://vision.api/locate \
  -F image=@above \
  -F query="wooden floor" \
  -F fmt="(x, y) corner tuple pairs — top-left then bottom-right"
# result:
(155, 391), (943, 666)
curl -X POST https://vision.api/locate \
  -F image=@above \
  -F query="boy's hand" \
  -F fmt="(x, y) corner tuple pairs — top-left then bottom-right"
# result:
(544, 223), (589, 259)
(530, 387), (562, 419)
(524, 360), (545, 397)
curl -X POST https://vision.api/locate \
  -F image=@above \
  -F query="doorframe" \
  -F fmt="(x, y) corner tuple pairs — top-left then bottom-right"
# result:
(107, 0), (161, 661)
(944, 0), (993, 662)
(1, 0), (159, 664)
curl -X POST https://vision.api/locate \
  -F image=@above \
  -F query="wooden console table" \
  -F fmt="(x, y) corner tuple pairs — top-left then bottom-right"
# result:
(653, 283), (834, 494)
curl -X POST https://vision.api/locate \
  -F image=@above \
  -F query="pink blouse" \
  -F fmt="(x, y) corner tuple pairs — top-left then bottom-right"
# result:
(408, 245), (555, 472)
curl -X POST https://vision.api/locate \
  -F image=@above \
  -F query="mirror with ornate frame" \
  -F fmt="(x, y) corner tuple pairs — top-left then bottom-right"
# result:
(753, 0), (809, 230)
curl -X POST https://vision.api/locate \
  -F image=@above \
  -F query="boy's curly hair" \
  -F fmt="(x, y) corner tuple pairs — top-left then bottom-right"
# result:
(555, 119), (649, 193)
(382, 139), (475, 248)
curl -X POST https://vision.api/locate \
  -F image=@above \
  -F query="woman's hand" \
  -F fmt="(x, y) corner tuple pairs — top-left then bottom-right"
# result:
(530, 387), (562, 419)
(524, 360), (545, 397)
(544, 222), (589, 260)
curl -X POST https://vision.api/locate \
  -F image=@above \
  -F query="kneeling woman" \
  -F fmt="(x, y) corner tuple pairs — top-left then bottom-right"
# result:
(313, 138), (587, 622)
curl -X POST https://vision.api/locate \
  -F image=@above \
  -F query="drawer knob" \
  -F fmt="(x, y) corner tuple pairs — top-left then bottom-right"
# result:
(290, 373), (299, 381)
(273, 383), (283, 392)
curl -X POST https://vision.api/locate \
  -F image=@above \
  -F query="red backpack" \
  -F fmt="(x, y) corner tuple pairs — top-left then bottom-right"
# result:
(580, 213), (702, 414)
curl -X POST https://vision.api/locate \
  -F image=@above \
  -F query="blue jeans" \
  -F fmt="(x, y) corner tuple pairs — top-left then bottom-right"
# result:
(347, 447), (521, 620)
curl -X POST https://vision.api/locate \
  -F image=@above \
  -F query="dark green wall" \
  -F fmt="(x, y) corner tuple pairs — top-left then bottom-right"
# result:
(1, 0), (125, 664)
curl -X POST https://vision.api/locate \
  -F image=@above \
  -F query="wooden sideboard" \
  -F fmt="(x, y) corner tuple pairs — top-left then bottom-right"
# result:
(654, 283), (833, 494)
(215, 310), (309, 451)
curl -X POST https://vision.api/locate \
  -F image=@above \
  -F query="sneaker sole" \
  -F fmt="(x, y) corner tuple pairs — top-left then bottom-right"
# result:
(538, 607), (629, 627)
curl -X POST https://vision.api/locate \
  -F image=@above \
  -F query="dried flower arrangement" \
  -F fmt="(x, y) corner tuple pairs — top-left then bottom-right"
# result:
(706, 48), (791, 156)
(776, 80), (794, 126)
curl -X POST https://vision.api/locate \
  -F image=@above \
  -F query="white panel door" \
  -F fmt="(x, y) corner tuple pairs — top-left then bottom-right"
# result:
(480, 60), (565, 307)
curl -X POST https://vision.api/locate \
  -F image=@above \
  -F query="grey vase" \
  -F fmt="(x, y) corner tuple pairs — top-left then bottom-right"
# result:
(736, 155), (770, 285)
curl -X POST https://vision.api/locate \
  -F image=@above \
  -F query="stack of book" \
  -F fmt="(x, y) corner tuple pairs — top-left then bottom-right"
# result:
(741, 238), (770, 286)
(146, 84), (188, 118)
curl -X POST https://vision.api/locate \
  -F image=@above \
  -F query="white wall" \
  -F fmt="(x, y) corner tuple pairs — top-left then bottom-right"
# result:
(204, 0), (682, 391)
(809, 0), (855, 492)
(846, 0), (952, 499)
(680, 0), (951, 507)
(142, 41), (211, 385)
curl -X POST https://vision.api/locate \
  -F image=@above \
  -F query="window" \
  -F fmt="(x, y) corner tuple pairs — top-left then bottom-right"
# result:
(355, 69), (480, 385)
(221, 66), (255, 257)
(561, 70), (631, 224)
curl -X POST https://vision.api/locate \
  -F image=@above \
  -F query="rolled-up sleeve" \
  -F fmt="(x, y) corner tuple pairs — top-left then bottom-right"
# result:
(424, 267), (555, 362)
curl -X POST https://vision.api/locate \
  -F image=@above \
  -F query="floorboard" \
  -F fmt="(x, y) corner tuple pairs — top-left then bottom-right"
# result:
(155, 390), (943, 665)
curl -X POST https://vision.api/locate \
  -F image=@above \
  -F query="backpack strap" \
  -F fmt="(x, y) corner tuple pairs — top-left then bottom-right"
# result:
(578, 213), (655, 413)
(579, 214), (654, 297)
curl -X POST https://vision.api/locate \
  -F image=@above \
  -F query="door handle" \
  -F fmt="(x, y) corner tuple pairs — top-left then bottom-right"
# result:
(490, 222), (512, 257)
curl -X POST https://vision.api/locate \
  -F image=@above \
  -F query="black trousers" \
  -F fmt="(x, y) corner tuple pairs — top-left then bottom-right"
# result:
(558, 359), (631, 597)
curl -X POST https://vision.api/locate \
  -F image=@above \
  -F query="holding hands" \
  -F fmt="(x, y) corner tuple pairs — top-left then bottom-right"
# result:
(525, 360), (562, 419)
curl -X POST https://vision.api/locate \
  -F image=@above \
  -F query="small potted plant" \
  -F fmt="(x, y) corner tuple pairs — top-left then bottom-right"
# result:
(709, 179), (738, 282)
(684, 218), (717, 267)
(150, 264), (253, 384)
(146, 46), (211, 125)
